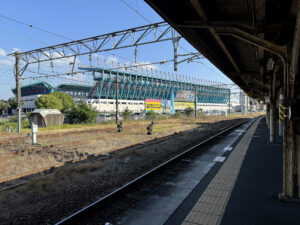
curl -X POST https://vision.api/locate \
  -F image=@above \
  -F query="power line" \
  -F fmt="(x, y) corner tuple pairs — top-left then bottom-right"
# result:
(22, 69), (85, 80)
(120, 0), (152, 23)
(119, 0), (232, 84)
(23, 69), (94, 85)
(200, 63), (232, 83)
(120, 0), (191, 54)
(0, 13), (72, 41)
(0, 27), (49, 45)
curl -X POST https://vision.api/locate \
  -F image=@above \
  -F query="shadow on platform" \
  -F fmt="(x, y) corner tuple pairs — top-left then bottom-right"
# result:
(221, 118), (300, 225)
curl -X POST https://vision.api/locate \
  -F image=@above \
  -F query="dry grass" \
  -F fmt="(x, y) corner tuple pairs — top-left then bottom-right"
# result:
(0, 113), (262, 180)
(0, 115), (262, 224)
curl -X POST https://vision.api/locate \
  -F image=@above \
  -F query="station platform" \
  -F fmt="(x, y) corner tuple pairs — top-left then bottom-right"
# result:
(177, 117), (300, 225)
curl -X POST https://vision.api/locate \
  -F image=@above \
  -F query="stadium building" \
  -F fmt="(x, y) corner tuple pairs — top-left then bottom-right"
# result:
(12, 67), (230, 114)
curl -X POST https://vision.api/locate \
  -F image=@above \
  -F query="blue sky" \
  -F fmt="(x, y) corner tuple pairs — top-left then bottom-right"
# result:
(0, 0), (235, 100)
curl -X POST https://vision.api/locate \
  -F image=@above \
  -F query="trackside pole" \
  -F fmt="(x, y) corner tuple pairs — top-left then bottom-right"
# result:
(15, 51), (22, 134)
(171, 88), (175, 114)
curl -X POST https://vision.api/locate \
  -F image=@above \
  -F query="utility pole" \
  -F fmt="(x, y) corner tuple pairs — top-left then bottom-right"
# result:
(172, 31), (180, 71)
(115, 73), (119, 124)
(279, 87), (283, 137)
(246, 94), (249, 114)
(194, 84), (197, 119)
(228, 89), (231, 114)
(15, 51), (21, 133)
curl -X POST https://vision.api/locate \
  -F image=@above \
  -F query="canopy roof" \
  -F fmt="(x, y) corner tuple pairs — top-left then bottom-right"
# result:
(145, 0), (298, 99)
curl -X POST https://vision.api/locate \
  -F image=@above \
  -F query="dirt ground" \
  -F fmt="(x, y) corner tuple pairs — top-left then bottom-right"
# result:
(0, 114), (259, 181)
(0, 115), (260, 225)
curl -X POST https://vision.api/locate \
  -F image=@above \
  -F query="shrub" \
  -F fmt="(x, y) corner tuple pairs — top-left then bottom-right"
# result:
(197, 109), (205, 117)
(68, 101), (98, 124)
(145, 110), (157, 120)
(184, 107), (194, 117)
(122, 108), (131, 120)
(8, 115), (17, 122)
(172, 111), (182, 119)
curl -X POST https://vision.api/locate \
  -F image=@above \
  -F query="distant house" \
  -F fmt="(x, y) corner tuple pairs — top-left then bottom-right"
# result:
(28, 109), (64, 127)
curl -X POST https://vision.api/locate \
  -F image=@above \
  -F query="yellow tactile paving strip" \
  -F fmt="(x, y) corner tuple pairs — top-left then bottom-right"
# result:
(182, 118), (261, 225)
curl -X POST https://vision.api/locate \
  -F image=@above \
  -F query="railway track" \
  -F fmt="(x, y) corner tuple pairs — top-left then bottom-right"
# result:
(55, 118), (253, 225)
(0, 123), (201, 186)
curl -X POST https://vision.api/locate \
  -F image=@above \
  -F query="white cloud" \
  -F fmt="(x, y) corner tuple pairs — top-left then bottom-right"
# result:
(92, 53), (104, 59)
(105, 55), (119, 67)
(26, 53), (81, 74)
(12, 48), (20, 53)
(78, 54), (159, 73)
(132, 61), (159, 71)
(0, 48), (14, 66)
(0, 48), (6, 57)
(0, 59), (14, 66)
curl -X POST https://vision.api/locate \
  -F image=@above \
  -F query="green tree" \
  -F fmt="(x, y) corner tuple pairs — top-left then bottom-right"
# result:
(50, 92), (74, 112)
(122, 108), (132, 120)
(0, 100), (9, 115)
(35, 95), (63, 111)
(68, 101), (98, 124)
(8, 97), (18, 110)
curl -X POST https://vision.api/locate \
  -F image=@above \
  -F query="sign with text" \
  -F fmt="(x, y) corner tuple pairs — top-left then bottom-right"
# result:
(174, 101), (195, 110)
(145, 99), (161, 111)
(145, 99), (171, 112)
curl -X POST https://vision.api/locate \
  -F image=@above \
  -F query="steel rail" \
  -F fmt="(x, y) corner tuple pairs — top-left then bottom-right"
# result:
(55, 119), (251, 225)
(0, 126), (200, 185)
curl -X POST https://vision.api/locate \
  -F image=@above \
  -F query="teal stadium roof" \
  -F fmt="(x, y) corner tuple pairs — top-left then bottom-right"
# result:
(12, 82), (93, 97)
(12, 82), (56, 97)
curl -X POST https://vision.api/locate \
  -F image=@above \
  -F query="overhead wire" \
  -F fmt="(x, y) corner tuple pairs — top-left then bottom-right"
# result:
(0, 27), (50, 45)
(200, 63), (232, 82)
(120, 0), (152, 23)
(119, 0), (232, 83)
(120, 0), (191, 54)
(0, 13), (72, 41)
(1, 4), (230, 90)
(22, 69), (94, 85)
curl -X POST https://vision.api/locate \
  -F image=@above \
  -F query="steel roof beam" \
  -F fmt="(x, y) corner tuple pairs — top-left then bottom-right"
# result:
(190, 0), (241, 73)
(8, 22), (174, 64)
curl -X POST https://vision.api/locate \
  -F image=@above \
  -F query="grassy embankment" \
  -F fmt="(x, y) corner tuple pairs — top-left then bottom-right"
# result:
(0, 112), (264, 136)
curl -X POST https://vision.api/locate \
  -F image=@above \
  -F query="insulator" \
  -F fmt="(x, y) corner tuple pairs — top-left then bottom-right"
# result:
(50, 60), (54, 72)
(134, 46), (138, 63)
(97, 57), (100, 67)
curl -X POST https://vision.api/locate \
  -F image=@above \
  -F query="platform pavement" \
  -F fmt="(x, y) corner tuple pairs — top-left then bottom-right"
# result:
(181, 117), (300, 225)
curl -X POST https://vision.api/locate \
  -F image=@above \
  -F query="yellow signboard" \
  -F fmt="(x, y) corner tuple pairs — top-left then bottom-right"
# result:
(174, 102), (195, 109)
(146, 101), (161, 111)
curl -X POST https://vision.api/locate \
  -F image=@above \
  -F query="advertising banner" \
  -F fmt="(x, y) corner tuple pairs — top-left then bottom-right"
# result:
(174, 101), (195, 110)
(145, 99), (171, 112)
(145, 99), (161, 111)
(160, 100), (171, 113)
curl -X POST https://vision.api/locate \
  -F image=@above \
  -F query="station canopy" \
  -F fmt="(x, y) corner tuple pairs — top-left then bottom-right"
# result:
(145, 0), (297, 99)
